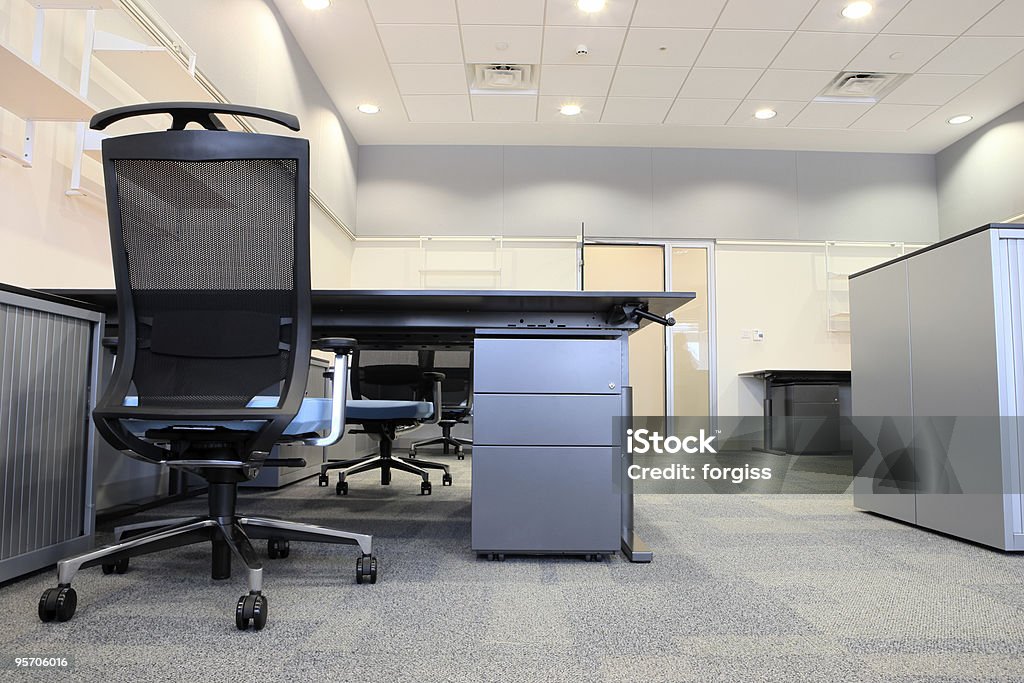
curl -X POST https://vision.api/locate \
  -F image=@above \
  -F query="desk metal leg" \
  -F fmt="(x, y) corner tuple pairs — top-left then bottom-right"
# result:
(619, 386), (653, 563)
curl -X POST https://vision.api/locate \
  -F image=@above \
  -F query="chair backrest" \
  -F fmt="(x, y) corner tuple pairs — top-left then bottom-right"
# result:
(424, 350), (472, 411)
(351, 350), (427, 403)
(92, 103), (311, 459)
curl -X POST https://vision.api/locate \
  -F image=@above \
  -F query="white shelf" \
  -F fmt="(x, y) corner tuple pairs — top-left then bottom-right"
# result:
(0, 142), (32, 167)
(28, 0), (117, 8)
(0, 42), (96, 121)
(93, 31), (208, 103)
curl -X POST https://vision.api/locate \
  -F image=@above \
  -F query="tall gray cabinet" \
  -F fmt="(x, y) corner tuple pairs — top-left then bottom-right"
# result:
(850, 224), (1024, 551)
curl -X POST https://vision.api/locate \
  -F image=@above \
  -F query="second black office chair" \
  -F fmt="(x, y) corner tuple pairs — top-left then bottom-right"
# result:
(319, 349), (453, 495)
(410, 350), (473, 460)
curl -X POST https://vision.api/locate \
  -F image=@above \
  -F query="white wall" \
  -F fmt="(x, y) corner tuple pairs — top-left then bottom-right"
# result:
(358, 145), (940, 243)
(936, 101), (1024, 238)
(148, 0), (357, 286)
(717, 246), (853, 417)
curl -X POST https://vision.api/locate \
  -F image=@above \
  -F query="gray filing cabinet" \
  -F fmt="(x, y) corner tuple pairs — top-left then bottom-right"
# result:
(471, 334), (625, 555)
(0, 286), (102, 582)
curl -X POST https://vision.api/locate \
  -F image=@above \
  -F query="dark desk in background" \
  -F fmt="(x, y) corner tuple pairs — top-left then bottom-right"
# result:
(740, 369), (851, 455)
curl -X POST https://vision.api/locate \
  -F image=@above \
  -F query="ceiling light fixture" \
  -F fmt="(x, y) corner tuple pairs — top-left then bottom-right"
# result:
(576, 0), (606, 13)
(560, 104), (582, 116)
(754, 108), (777, 120)
(842, 1), (872, 19)
(302, 0), (331, 10)
(947, 114), (973, 125)
(357, 104), (381, 115)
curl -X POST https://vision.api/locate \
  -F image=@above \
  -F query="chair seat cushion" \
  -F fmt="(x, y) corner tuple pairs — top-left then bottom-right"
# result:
(121, 396), (433, 436)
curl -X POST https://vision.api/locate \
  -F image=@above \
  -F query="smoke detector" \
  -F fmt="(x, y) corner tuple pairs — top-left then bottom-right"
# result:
(469, 64), (538, 94)
(815, 71), (907, 104)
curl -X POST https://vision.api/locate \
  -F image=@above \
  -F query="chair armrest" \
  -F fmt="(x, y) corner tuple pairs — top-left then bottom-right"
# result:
(421, 372), (445, 425)
(301, 352), (351, 447)
(313, 337), (358, 354)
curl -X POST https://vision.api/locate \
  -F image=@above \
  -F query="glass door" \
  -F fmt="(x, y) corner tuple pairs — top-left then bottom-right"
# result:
(668, 244), (715, 420)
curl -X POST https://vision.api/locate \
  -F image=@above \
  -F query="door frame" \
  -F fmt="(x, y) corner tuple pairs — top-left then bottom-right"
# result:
(581, 238), (718, 419)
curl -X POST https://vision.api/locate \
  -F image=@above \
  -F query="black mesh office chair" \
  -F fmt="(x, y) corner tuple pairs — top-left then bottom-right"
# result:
(318, 349), (452, 495)
(37, 103), (377, 631)
(410, 350), (473, 460)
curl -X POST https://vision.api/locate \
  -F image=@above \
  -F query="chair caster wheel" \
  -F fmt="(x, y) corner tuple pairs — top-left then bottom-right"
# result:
(235, 592), (268, 631)
(318, 474), (329, 487)
(38, 586), (77, 623)
(336, 481), (348, 496)
(457, 453), (465, 461)
(442, 473), (453, 486)
(356, 555), (378, 584)
(487, 553), (505, 562)
(408, 449), (417, 459)
(267, 539), (290, 559)
(421, 481), (432, 495)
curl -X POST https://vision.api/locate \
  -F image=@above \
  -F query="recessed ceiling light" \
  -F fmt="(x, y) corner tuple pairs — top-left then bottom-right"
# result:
(302, 0), (331, 10)
(842, 1), (872, 19)
(577, 0), (606, 13)
(754, 108), (777, 120)
(357, 104), (381, 115)
(947, 114), (973, 125)
(560, 104), (582, 116)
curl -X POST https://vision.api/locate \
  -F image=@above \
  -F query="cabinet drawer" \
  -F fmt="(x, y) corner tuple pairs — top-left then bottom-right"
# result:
(474, 338), (621, 394)
(473, 394), (621, 446)
(471, 446), (620, 553)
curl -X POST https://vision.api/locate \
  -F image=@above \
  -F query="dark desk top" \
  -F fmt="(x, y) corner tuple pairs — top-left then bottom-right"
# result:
(46, 288), (694, 319)
(740, 369), (851, 382)
(44, 289), (695, 346)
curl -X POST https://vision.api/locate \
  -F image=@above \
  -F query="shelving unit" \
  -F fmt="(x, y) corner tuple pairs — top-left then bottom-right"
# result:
(419, 236), (504, 288)
(824, 241), (925, 332)
(92, 30), (208, 102)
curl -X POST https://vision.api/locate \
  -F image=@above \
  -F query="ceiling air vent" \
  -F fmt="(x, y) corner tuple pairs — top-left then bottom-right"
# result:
(469, 64), (538, 95)
(815, 71), (908, 104)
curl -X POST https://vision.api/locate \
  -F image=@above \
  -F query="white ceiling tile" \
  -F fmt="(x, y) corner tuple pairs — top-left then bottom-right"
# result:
(471, 94), (538, 122)
(542, 26), (628, 65)
(726, 100), (805, 126)
(377, 24), (464, 63)
(772, 31), (873, 70)
(883, 73), (980, 105)
(696, 30), (792, 68)
(403, 94), (472, 121)
(665, 98), (740, 125)
(847, 35), (955, 73)
(968, 1), (1024, 36)
(545, 0), (637, 26)
(462, 25), (543, 63)
(391, 64), (468, 95)
(368, 0), (457, 24)
(631, 0), (728, 28)
(678, 68), (763, 98)
(883, 0), (1002, 36)
(456, 0), (545, 25)
(610, 66), (689, 97)
(919, 36), (1024, 75)
(619, 28), (709, 67)
(848, 103), (936, 130)
(748, 69), (834, 101)
(539, 64), (616, 96)
(537, 95), (607, 122)
(790, 101), (873, 127)
(800, 0), (911, 33)
(602, 97), (673, 123)
(718, 0), (818, 30)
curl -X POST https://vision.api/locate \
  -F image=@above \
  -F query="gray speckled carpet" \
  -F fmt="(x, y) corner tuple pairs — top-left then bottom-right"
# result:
(1, 454), (1023, 682)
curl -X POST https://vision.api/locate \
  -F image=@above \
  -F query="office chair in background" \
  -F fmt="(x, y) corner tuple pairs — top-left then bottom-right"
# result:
(318, 349), (452, 495)
(409, 350), (473, 460)
(37, 103), (376, 631)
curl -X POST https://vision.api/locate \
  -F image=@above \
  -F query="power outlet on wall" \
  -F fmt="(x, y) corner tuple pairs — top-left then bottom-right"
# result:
(740, 329), (765, 342)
